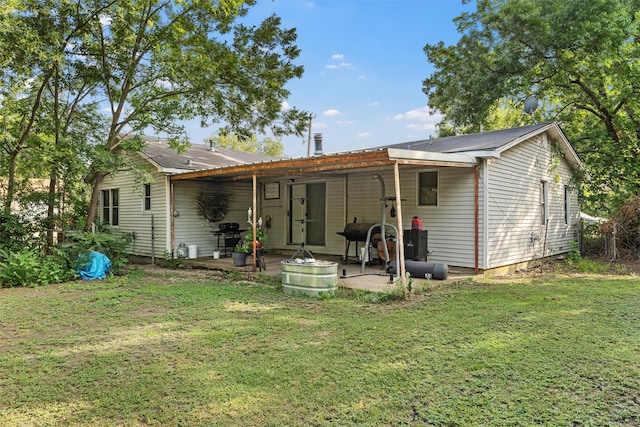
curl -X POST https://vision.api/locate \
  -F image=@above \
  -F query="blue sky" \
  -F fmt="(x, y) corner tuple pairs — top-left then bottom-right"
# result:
(188, 0), (475, 157)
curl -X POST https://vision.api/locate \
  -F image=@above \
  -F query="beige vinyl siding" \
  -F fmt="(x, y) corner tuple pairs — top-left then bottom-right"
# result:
(259, 177), (346, 255)
(486, 134), (579, 268)
(173, 180), (252, 257)
(346, 167), (478, 268)
(100, 165), (168, 257)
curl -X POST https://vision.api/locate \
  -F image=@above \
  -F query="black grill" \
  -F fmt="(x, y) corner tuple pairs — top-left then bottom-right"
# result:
(337, 222), (381, 264)
(219, 222), (239, 233)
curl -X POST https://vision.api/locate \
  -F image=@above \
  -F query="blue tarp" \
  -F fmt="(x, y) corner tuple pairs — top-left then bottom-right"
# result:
(77, 251), (111, 280)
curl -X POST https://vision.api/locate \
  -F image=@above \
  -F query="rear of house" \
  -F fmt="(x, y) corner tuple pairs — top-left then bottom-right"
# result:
(98, 122), (582, 275)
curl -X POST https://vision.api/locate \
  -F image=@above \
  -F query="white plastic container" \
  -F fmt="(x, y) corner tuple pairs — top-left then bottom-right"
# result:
(188, 245), (198, 259)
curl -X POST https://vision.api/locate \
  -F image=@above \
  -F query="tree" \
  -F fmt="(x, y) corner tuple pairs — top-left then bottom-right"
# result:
(423, 0), (640, 215)
(80, 0), (308, 228)
(0, 0), (110, 246)
(207, 132), (285, 156)
(2, 0), (308, 230)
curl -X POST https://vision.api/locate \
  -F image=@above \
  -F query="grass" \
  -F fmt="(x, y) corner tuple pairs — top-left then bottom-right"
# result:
(0, 265), (639, 426)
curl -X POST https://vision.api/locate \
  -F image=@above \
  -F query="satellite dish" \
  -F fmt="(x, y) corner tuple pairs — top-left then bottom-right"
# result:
(524, 95), (539, 115)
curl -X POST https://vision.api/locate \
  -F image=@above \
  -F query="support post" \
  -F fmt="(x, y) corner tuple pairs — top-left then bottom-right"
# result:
(474, 165), (479, 274)
(252, 174), (257, 272)
(393, 162), (407, 290)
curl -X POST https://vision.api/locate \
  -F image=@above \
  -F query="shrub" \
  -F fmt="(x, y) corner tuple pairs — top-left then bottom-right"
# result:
(0, 248), (76, 287)
(57, 228), (132, 275)
(0, 212), (39, 252)
(161, 250), (184, 269)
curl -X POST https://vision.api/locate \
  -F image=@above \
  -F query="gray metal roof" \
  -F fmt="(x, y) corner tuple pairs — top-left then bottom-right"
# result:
(139, 137), (280, 172)
(380, 122), (552, 154)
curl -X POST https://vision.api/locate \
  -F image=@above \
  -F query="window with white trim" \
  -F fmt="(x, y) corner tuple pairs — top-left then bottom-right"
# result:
(143, 183), (151, 211)
(540, 181), (549, 225)
(564, 185), (571, 225)
(101, 189), (119, 225)
(418, 171), (438, 206)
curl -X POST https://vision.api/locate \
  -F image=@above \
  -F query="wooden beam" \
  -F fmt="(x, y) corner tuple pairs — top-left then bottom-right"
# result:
(252, 174), (257, 273)
(170, 151), (391, 181)
(393, 162), (407, 291)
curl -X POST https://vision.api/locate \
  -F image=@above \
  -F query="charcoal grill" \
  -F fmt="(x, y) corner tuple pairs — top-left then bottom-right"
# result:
(336, 221), (381, 264)
(213, 222), (243, 257)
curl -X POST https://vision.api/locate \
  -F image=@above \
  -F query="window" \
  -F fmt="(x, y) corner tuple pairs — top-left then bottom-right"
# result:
(101, 188), (119, 225)
(564, 185), (571, 225)
(143, 183), (151, 211)
(540, 181), (549, 225)
(418, 171), (438, 206)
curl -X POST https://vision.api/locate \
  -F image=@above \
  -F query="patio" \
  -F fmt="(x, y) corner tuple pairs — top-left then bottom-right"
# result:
(181, 250), (479, 293)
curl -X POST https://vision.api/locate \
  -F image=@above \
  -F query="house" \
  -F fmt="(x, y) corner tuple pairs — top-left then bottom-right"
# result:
(99, 122), (583, 275)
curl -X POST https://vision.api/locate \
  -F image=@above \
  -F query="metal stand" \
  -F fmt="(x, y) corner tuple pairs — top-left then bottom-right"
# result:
(362, 175), (400, 278)
(290, 197), (315, 260)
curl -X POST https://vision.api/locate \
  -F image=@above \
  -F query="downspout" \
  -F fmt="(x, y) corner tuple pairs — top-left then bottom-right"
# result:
(393, 162), (407, 290)
(475, 165), (479, 274)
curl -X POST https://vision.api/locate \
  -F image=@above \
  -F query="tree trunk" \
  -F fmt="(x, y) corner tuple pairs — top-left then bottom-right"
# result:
(3, 152), (19, 216)
(85, 171), (108, 231)
(46, 174), (57, 251)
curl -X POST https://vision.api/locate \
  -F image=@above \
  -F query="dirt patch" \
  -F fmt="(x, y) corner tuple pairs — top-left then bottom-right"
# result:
(132, 264), (262, 285)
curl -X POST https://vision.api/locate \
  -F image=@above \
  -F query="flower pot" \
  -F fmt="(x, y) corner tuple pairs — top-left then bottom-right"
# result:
(231, 251), (247, 267)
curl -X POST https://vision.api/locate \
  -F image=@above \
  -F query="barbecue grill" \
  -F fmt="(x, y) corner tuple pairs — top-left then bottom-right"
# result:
(336, 221), (381, 264)
(214, 222), (243, 257)
(219, 222), (240, 233)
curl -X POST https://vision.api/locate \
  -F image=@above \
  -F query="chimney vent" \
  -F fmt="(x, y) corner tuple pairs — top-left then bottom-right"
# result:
(313, 133), (323, 155)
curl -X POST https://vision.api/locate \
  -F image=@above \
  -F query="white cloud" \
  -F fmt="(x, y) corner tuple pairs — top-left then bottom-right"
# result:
(336, 120), (354, 125)
(393, 106), (431, 121)
(326, 62), (353, 70)
(406, 123), (436, 131)
(155, 79), (173, 89)
(313, 121), (328, 129)
(99, 14), (112, 26)
(331, 54), (344, 60)
(392, 106), (442, 133)
(366, 102), (380, 107)
(357, 132), (371, 138)
(323, 109), (341, 116)
(357, 75), (367, 80)
(281, 101), (291, 110)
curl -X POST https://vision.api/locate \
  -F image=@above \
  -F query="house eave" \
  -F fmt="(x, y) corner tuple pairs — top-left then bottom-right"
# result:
(386, 148), (478, 166)
(495, 122), (584, 171)
(170, 148), (479, 182)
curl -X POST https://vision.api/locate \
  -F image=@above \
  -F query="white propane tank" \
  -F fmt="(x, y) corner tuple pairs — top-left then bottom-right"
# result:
(176, 243), (188, 258)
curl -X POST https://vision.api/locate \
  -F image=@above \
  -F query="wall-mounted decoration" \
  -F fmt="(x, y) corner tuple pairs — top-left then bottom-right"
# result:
(264, 182), (280, 200)
(197, 191), (230, 222)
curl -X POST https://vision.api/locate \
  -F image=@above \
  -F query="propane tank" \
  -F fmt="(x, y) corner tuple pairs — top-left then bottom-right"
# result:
(411, 216), (423, 230)
(176, 243), (188, 258)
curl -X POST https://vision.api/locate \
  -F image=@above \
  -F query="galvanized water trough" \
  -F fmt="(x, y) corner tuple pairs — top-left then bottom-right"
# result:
(281, 259), (339, 298)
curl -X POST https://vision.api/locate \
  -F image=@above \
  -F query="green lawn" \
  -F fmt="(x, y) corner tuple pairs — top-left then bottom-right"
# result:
(1, 266), (639, 426)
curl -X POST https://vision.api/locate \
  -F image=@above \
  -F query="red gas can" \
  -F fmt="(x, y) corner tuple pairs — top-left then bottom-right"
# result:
(411, 216), (423, 230)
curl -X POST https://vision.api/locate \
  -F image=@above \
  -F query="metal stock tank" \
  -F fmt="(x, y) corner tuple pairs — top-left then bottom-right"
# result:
(281, 259), (338, 297)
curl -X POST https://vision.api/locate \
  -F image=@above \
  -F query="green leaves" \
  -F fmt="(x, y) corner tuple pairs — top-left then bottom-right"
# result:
(423, 0), (640, 214)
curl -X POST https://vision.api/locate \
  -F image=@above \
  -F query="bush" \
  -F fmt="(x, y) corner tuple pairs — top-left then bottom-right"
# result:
(0, 248), (76, 287)
(610, 196), (640, 259)
(0, 212), (39, 252)
(57, 228), (132, 275)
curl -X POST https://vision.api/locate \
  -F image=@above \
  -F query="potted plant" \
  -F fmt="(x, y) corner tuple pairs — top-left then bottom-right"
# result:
(231, 241), (249, 267)
(244, 227), (267, 251)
